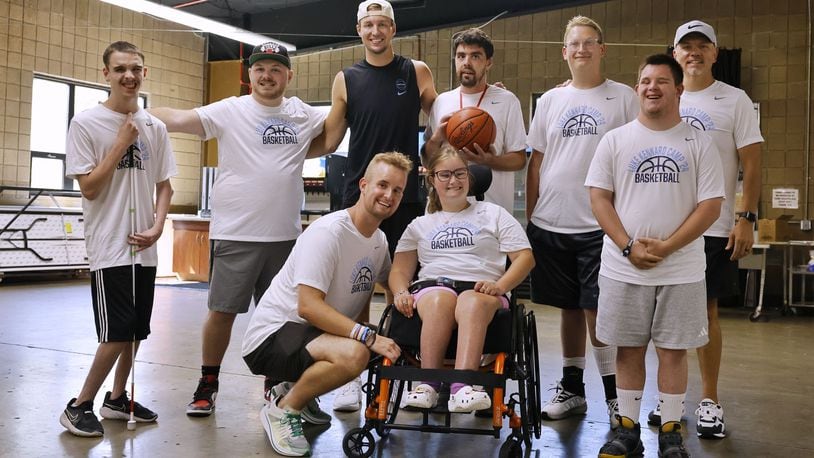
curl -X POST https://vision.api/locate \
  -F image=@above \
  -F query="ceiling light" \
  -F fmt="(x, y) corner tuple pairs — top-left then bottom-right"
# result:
(99, 0), (295, 49)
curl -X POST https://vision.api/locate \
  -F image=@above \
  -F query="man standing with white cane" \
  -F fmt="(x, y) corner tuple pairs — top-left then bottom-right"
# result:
(60, 41), (176, 437)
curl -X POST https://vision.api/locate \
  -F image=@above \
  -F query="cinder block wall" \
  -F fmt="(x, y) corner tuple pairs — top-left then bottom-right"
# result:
(0, 0), (205, 209)
(286, 0), (811, 220)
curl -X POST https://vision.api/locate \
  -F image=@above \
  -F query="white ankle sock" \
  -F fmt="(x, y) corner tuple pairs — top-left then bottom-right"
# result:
(617, 388), (643, 423)
(659, 392), (685, 424)
(562, 356), (585, 369)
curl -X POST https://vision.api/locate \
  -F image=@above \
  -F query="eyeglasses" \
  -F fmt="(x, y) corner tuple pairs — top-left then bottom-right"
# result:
(433, 167), (469, 182)
(565, 38), (601, 50)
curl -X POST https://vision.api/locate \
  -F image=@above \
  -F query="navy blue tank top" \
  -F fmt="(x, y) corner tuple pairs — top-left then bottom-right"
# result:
(342, 55), (421, 205)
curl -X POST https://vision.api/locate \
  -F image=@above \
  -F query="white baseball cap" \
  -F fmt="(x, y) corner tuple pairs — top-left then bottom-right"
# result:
(357, 0), (395, 23)
(674, 20), (717, 47)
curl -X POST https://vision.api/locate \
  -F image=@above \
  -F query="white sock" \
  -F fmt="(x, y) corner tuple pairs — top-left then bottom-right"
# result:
(617, 388), (643, 423)
(592, 345), (616, 376)
(563, 356), (586, 369)
(659, 392), (685, 424)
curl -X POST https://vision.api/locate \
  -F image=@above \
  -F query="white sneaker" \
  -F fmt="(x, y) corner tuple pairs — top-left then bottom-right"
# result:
(695, 398), (725, 439)
(260, 400), (310, 457)
(541, 381), (587, 420)
(332, 377), (362, 412)
(607, 398), (620, 430)
(401, 383), (439, 409)
(270, 381), (332, 425)
(448, 385), (491, 413)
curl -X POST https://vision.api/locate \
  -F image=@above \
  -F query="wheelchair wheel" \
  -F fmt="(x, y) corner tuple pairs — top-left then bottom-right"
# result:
(343, 427), (376, 458)
(498, 435), (523, 458)
(524, 310), (542, 439)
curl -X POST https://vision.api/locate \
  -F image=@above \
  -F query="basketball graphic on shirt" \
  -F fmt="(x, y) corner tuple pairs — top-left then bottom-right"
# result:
(430, 225), (475, 250)
(563, 113), (598, 129)
(637, 156), (679, 173)
(263, 124), (297, 136)
(355, 266), (373, 283)
(682, 115), (706, 131)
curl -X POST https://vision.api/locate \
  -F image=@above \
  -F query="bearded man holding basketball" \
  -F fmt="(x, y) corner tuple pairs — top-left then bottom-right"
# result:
(587, 54), (724, 457)
(525, 16), (637, 431)
(423, 27), (527, 213)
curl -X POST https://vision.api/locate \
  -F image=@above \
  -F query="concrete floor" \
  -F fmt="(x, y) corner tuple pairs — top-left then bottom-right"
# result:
(1, 278), (813, 458)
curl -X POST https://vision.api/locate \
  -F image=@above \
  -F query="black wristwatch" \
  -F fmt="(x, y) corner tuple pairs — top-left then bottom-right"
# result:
(364, 329), (377, 348)
(736, 211), (757, 223)
(621, 239), (634, 257)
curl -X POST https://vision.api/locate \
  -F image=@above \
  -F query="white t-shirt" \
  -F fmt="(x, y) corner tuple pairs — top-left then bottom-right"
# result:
(66, 105), (177, 271)
(585, 120), (725, 286)
(427, 85), (528, 213)
(680, 80), (764, 237)
(195, 95), (326, 242)
(242, 210), (390, 356)
(527, 80), (638, 233)
(395, 201), (530, 283)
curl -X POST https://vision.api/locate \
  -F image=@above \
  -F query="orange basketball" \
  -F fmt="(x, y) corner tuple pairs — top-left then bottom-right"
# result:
(445, 107), (497, 152)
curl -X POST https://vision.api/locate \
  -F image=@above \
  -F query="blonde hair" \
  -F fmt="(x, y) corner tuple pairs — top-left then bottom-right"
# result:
(563, 15), (604, 44)
(363, 151), (413, 182)
(425, 146), (470, 214)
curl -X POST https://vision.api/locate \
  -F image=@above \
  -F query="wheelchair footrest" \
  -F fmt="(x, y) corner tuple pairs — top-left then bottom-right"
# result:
(379, 366), (505, 388)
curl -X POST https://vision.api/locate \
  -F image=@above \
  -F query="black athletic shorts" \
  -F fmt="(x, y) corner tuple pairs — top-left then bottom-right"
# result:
(90, 265), (156, 343)
(243, 322), (323, 382)
(527, 222), (603, 310)
(705, 236), (739, 299)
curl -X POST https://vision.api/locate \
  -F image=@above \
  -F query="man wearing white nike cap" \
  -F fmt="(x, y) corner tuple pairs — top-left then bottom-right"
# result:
(644, 19), (763, 441)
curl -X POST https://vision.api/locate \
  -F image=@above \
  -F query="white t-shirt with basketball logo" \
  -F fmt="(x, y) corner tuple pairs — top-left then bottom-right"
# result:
(585, 120), (725, 286)
(66, 105), (177, 271)
(195, 95), (325, 242)
(680, 80), (764, 237)
(242, 210), (390, 356)
(395, 201), (530, 283)
(427, 85), (528, 213)
(527, 80), (638, 233)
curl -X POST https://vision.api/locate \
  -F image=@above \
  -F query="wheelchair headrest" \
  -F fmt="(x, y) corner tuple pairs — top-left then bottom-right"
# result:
(467, 164), (492, 200)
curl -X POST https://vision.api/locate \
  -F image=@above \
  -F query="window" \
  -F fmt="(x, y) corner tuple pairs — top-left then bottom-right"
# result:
(29, 75), (146, 190)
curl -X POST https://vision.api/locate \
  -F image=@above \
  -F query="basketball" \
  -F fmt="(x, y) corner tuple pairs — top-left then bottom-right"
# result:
(445, 107), (496, 152)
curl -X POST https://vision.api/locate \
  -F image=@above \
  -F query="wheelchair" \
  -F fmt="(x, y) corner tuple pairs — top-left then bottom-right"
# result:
(342, 278), (542, 458)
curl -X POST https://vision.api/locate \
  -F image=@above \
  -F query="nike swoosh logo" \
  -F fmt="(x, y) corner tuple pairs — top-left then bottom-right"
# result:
(491, 101), (501, 104)
(606, 97), (617, 100)
(688, 24), (702, 29)
(634, 396), (643, 401)
(397, 90), (407, 96)
(685, 137), (694, 141)
(146, 121), (153, 126)
(713, 96), (726, 100)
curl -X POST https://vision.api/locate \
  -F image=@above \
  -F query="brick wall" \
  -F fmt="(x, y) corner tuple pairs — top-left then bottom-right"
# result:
(0, 0), (205, 209)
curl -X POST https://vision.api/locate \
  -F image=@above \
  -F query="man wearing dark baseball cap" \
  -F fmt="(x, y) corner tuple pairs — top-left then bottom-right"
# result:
(640, 19), (763, 445)
(149, 38), (333, 426)
(249, 42), (291, 68)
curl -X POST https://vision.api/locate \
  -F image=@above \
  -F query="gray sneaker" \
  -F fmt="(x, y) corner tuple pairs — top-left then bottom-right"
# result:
(270, 381), (332, 425)
(261, 401), (310, 457)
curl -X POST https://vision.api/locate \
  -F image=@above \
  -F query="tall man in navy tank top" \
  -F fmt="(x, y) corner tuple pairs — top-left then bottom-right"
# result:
(308, 0), (438, 411)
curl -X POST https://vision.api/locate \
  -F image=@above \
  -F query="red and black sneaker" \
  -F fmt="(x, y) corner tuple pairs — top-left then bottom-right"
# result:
(186, 375), (218, 417)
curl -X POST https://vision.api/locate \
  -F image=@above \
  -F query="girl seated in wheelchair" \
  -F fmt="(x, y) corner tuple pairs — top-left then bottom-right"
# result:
(388, 146), (534, 413)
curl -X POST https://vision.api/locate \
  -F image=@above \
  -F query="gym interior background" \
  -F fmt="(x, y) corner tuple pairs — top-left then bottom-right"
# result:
(1, 0), (814, 457)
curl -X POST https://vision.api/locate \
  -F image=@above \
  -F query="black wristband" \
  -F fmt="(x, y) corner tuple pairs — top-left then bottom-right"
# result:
(622, 239), (634, 257)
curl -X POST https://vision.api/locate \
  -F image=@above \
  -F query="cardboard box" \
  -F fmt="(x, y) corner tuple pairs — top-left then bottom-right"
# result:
(758, 215), (793, 242)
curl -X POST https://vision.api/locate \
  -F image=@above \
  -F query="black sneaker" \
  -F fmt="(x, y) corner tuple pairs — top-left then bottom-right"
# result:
(598, 415), (644, 458)
(186, 375), (218, 417)
(60, 398), (104, 437)
(659, 421), (690, 457)
(99, 391), (158, 422)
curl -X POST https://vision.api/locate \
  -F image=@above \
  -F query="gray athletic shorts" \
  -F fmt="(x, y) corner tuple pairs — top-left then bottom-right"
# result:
(596, 275), (709, 350)
(208, 239), (295, 314)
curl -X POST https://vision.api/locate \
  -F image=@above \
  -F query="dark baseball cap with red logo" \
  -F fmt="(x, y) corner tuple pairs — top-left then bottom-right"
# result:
(249, 42), (291, 68)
